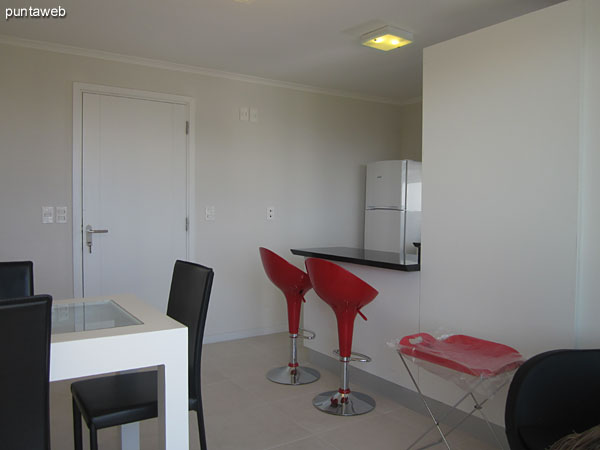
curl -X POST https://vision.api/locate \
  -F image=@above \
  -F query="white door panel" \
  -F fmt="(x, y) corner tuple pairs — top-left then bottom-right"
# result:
(82, 93), (187, 312)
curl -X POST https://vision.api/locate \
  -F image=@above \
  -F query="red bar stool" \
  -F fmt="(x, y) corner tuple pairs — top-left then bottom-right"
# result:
(259, 248), (320, 385)
(305, 257), (378, 416)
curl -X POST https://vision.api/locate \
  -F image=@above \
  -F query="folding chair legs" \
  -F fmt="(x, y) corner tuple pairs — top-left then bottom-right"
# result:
(399, 354), (508, 450)
(400, 354), (452, 450)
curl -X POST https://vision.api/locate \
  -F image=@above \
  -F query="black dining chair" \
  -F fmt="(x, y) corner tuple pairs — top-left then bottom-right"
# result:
(0, 260), (34, 299)
(70, 260), (214, 450)
(0, 294), (53, 450)
(505, 349), (600, 450)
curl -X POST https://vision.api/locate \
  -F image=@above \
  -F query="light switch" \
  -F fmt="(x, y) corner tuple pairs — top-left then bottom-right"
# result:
(250, 107), (259, 123)
(56, 206), (68, 224)
(239, 107), (249, 122)
(267, 206), (275, 220)
(205, 206), (216, 221)
(42, 206), (54, 224)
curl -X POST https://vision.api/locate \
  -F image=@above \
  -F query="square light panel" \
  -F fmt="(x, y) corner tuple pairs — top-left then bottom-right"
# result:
(361, 25), (413, 51)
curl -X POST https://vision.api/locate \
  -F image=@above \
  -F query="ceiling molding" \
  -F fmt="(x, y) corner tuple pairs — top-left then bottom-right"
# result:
(0, 34), (414, 106)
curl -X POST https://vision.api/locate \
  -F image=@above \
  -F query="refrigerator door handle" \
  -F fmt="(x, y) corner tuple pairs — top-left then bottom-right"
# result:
(366, 207), (404, 211)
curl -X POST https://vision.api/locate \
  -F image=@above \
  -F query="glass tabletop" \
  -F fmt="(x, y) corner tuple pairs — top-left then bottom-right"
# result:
(51, 299), (143, 335)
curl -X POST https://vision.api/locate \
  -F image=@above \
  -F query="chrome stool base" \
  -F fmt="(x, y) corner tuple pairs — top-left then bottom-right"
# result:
(266, 365), (320, 385)
(266, 330), (319, 385)
(313, 390), (376, 416)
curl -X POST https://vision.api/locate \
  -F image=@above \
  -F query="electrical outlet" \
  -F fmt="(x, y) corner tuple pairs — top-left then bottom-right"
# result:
(56, 206), (68, 224)
(239, 107), (249, 121)
(267, 206), (275, 220)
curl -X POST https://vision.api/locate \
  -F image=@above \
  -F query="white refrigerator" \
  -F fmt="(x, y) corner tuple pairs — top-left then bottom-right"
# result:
(364, 160), (422, 262)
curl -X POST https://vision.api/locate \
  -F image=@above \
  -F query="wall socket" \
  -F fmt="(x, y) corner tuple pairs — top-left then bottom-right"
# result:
(240, 106), (258, 122)
(56, 206), (68, 223)
(267, 206), (275, 220)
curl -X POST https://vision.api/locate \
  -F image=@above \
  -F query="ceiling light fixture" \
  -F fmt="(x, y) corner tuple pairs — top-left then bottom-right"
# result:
(361, 25), (413, 51)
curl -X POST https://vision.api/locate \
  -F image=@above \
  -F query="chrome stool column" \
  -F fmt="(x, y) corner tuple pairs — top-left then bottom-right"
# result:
(305, 257), (379, 417)
(259, 247), (320, 386)
(313, 350), (375, 416)
(267, 329), (320, 385)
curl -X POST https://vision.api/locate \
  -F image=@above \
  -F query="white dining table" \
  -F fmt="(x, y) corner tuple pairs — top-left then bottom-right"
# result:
(50, 294), (189, 450)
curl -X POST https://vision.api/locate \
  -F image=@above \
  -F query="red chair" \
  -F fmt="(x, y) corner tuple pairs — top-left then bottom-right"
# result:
(305, 257), (378, 416)
(259, 248), (320, 385)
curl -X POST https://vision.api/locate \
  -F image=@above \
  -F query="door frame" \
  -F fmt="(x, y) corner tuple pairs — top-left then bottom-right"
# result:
(72, 82), (196, 297)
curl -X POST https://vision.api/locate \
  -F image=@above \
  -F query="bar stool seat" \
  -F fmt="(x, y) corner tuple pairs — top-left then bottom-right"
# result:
(259, 248), (320, 385)
(305, 257), (378, 416)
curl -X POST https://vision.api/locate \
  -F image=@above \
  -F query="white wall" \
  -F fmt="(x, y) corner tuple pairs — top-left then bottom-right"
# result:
(0, 42), (404, 340)
(575, 0), (600, 347)
(421, 0), (592, 425)
(397, 101), (423, 161)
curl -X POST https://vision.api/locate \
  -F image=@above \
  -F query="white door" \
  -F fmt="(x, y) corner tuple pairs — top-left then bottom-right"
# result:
(81, 92), (188, 312)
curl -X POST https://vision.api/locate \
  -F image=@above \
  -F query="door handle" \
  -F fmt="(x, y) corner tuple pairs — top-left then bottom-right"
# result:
(85, 225), (109, 253)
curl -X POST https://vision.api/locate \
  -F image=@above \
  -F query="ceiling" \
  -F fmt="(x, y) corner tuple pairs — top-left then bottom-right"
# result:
(1, 0), (564, 104)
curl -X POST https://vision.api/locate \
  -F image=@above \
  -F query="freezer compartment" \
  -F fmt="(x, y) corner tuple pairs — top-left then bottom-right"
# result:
(365, 160), (422, 211)
(366, 160), (406, 209)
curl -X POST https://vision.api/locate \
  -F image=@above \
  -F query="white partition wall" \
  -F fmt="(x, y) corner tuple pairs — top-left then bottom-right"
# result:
(575, 0), (600, 348)
(420, 0), (599, 425)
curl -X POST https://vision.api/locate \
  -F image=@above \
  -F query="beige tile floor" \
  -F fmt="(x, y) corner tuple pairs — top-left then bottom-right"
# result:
(50, 333), (497, 450)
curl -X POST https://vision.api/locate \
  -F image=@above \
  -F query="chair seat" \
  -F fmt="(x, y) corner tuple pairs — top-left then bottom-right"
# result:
(71, 371), (158, 430)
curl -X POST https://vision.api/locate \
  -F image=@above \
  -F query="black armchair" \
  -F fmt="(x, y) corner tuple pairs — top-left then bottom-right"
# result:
(71, 260), (214, 450)
(0, 260), (34, 299)
(505, 349), (600, 450)
(0, 295), (53, 450)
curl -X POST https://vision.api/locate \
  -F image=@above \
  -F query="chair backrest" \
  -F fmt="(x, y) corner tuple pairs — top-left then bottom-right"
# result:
(305, 257), (378, 311)
(505, 349), (600, 450)
(0, 261), (34, 299)
(0, 295), (52, 450)
(166, 260), (214, 402)
(259, 247), (312, 297)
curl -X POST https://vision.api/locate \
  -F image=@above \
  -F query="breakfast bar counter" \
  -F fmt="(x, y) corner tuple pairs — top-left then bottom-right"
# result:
(290, 246), (420, 272)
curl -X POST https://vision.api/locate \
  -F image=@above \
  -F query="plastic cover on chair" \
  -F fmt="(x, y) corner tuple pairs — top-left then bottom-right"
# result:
(396, 332), (523, 376)
(390, 331), (524, 397)
(390, 331), (525, 449)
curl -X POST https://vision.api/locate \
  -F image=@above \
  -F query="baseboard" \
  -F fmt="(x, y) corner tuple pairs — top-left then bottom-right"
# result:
(203, 325), (288, 344)
(306, 348), (509, 449)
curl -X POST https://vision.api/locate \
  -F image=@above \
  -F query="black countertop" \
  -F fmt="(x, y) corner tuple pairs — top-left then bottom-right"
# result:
(290, 247), (420, 272)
